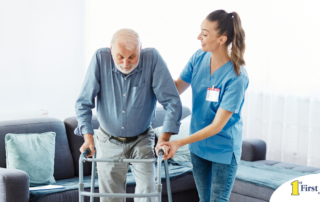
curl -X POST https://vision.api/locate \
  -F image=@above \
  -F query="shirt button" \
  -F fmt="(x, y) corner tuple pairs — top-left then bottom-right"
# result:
(123, 94), (126, 96)
(125, 78), (127, 80)
(123, 111), (125, 113)
(122, 127), (124, 129)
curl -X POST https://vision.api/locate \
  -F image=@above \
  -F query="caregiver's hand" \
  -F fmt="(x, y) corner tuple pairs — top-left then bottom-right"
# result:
(158, 140), (181, 160)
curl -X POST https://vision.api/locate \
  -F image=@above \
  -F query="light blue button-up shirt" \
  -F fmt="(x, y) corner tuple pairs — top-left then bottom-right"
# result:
(180, 49), (249, 165)
(74, 48), (182, 137)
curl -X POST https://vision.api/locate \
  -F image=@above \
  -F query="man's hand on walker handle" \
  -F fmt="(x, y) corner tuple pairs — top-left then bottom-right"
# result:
(158, 140), (181, 160)
(155, 132), (172, 160)
(79, 133), (96, 157)
(156, 145), (170, 158)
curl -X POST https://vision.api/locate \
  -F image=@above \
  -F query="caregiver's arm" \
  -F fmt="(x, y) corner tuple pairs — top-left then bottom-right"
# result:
(175, 77), (190, 95)
(180, 107), (233, 144)
(159, 107), (233, 160)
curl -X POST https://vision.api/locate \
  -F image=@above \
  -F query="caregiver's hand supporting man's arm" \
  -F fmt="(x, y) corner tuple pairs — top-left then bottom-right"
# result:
(155, 132), (171, 159)
(159, 107), (233, 160)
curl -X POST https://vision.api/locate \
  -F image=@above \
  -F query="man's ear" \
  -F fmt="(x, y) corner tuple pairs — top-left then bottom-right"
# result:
(110, 45), (113, 55)
(140, 43), (142, 50)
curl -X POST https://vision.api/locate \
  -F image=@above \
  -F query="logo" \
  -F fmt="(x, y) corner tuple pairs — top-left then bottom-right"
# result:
(291, 180), (318, 196)
(271, 174), (320, 202)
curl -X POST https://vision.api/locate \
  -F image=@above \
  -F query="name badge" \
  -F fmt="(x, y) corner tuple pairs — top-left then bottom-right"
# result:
(206, 85), (220, 102)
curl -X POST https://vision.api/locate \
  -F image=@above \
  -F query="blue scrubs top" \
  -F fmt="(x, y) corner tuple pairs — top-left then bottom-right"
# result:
(180, 49), (249, 165)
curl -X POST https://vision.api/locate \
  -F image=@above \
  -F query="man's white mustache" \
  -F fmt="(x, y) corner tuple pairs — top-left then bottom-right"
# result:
(120, 64), (132, 69)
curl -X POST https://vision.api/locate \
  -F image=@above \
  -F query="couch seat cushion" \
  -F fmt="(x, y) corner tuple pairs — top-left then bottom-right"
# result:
(255, 160), (320, 174)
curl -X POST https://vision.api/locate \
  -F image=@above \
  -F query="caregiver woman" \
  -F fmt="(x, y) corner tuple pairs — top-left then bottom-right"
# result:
(158, 10), (249, 202)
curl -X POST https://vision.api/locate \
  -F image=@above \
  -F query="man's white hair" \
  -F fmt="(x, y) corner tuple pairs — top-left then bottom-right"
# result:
(110, 29), (141, 51)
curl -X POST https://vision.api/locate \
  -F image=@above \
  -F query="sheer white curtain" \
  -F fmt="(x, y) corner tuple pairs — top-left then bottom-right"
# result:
(241, 0), (320, 168)
(85, 0), (320, 167)
(242, 92), (320, 168)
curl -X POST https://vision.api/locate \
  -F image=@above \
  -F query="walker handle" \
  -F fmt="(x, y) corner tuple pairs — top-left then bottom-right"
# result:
(158, 148), (164, 156)
(84, 148), (91, 157)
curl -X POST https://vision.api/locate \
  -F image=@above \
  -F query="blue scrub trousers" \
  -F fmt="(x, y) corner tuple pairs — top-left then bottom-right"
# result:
(191, 152), (238, 202)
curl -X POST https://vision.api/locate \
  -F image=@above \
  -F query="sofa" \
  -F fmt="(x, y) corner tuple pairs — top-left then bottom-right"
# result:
(0, 106), (319, 202)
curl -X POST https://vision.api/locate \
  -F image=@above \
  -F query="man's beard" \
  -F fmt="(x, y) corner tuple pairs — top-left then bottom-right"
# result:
(114, 57), (140, 75)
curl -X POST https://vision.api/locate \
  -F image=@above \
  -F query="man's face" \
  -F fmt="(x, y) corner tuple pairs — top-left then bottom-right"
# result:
(111, 41), (140, 74)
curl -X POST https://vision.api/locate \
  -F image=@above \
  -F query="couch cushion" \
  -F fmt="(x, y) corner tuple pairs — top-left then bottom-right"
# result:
(34, 168), (197, 202)
(152, 106), (191, 149)
(152, 106), (191, 129)
(5, 132), (56, 186)
(154, 115), (191, 162)
(232, 179), (274, 201)
(37, 186), (200, 202)
(255, 160), (320, 173)
(37, 187), (99, 202)
(0, 118), (74, 180)
(36, 172), (197, 202)
(230, 191), (269, 202)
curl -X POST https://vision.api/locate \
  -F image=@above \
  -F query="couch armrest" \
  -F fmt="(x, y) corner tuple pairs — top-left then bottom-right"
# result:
(241, 138), (266, 161)
(0, 168), (29, 202)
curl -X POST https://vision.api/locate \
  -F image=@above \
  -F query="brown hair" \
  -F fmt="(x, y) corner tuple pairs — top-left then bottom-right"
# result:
(206, 10), (246, 76)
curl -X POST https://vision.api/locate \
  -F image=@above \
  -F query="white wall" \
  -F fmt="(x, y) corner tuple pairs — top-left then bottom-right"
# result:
(0, 0), (86, 120)
(85, 0), (320, 109)
(1, 0), (319, 121)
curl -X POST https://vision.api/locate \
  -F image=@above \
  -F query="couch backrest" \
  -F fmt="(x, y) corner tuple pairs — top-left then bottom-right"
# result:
(64, 105), (192, 176)
(152, 106), (191, 148)
(0, 118), (75, 180)
(152, 106), (191, 128)
(64, 116), (100, 176)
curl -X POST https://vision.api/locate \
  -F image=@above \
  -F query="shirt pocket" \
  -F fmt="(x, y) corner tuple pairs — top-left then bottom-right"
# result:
(131, 82), (147, 109)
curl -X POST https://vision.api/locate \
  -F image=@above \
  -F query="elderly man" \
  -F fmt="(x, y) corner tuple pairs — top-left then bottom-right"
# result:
(74, 28), (182, 202)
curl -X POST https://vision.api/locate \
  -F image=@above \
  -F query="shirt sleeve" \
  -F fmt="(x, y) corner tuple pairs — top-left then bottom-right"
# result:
(180, 55), (194, 83)
(74, 50), (101, 136)
(180, 50), (201, 83)
(151, 49), (182, 135)
(219, 75), (248, 113)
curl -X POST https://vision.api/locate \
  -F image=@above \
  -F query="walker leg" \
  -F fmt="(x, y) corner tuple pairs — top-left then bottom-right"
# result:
(79, 154), (85, 202)
(90, 152), (97, 202)
(157, 154), (163, 202)
(80, 195), (84, 202)
(164, 160), (172, 202)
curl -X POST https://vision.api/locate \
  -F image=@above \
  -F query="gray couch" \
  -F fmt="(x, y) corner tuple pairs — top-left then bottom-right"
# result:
(1, 106), (319, 202)
(232, 142), (320, 202)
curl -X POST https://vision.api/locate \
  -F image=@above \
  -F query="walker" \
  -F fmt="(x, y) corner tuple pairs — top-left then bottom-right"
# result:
(79, 148), (173, 202)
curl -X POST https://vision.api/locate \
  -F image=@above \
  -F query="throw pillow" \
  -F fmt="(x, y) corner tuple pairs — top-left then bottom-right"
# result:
(154, 115), (191, 162)
(5, 132), (56, 186)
